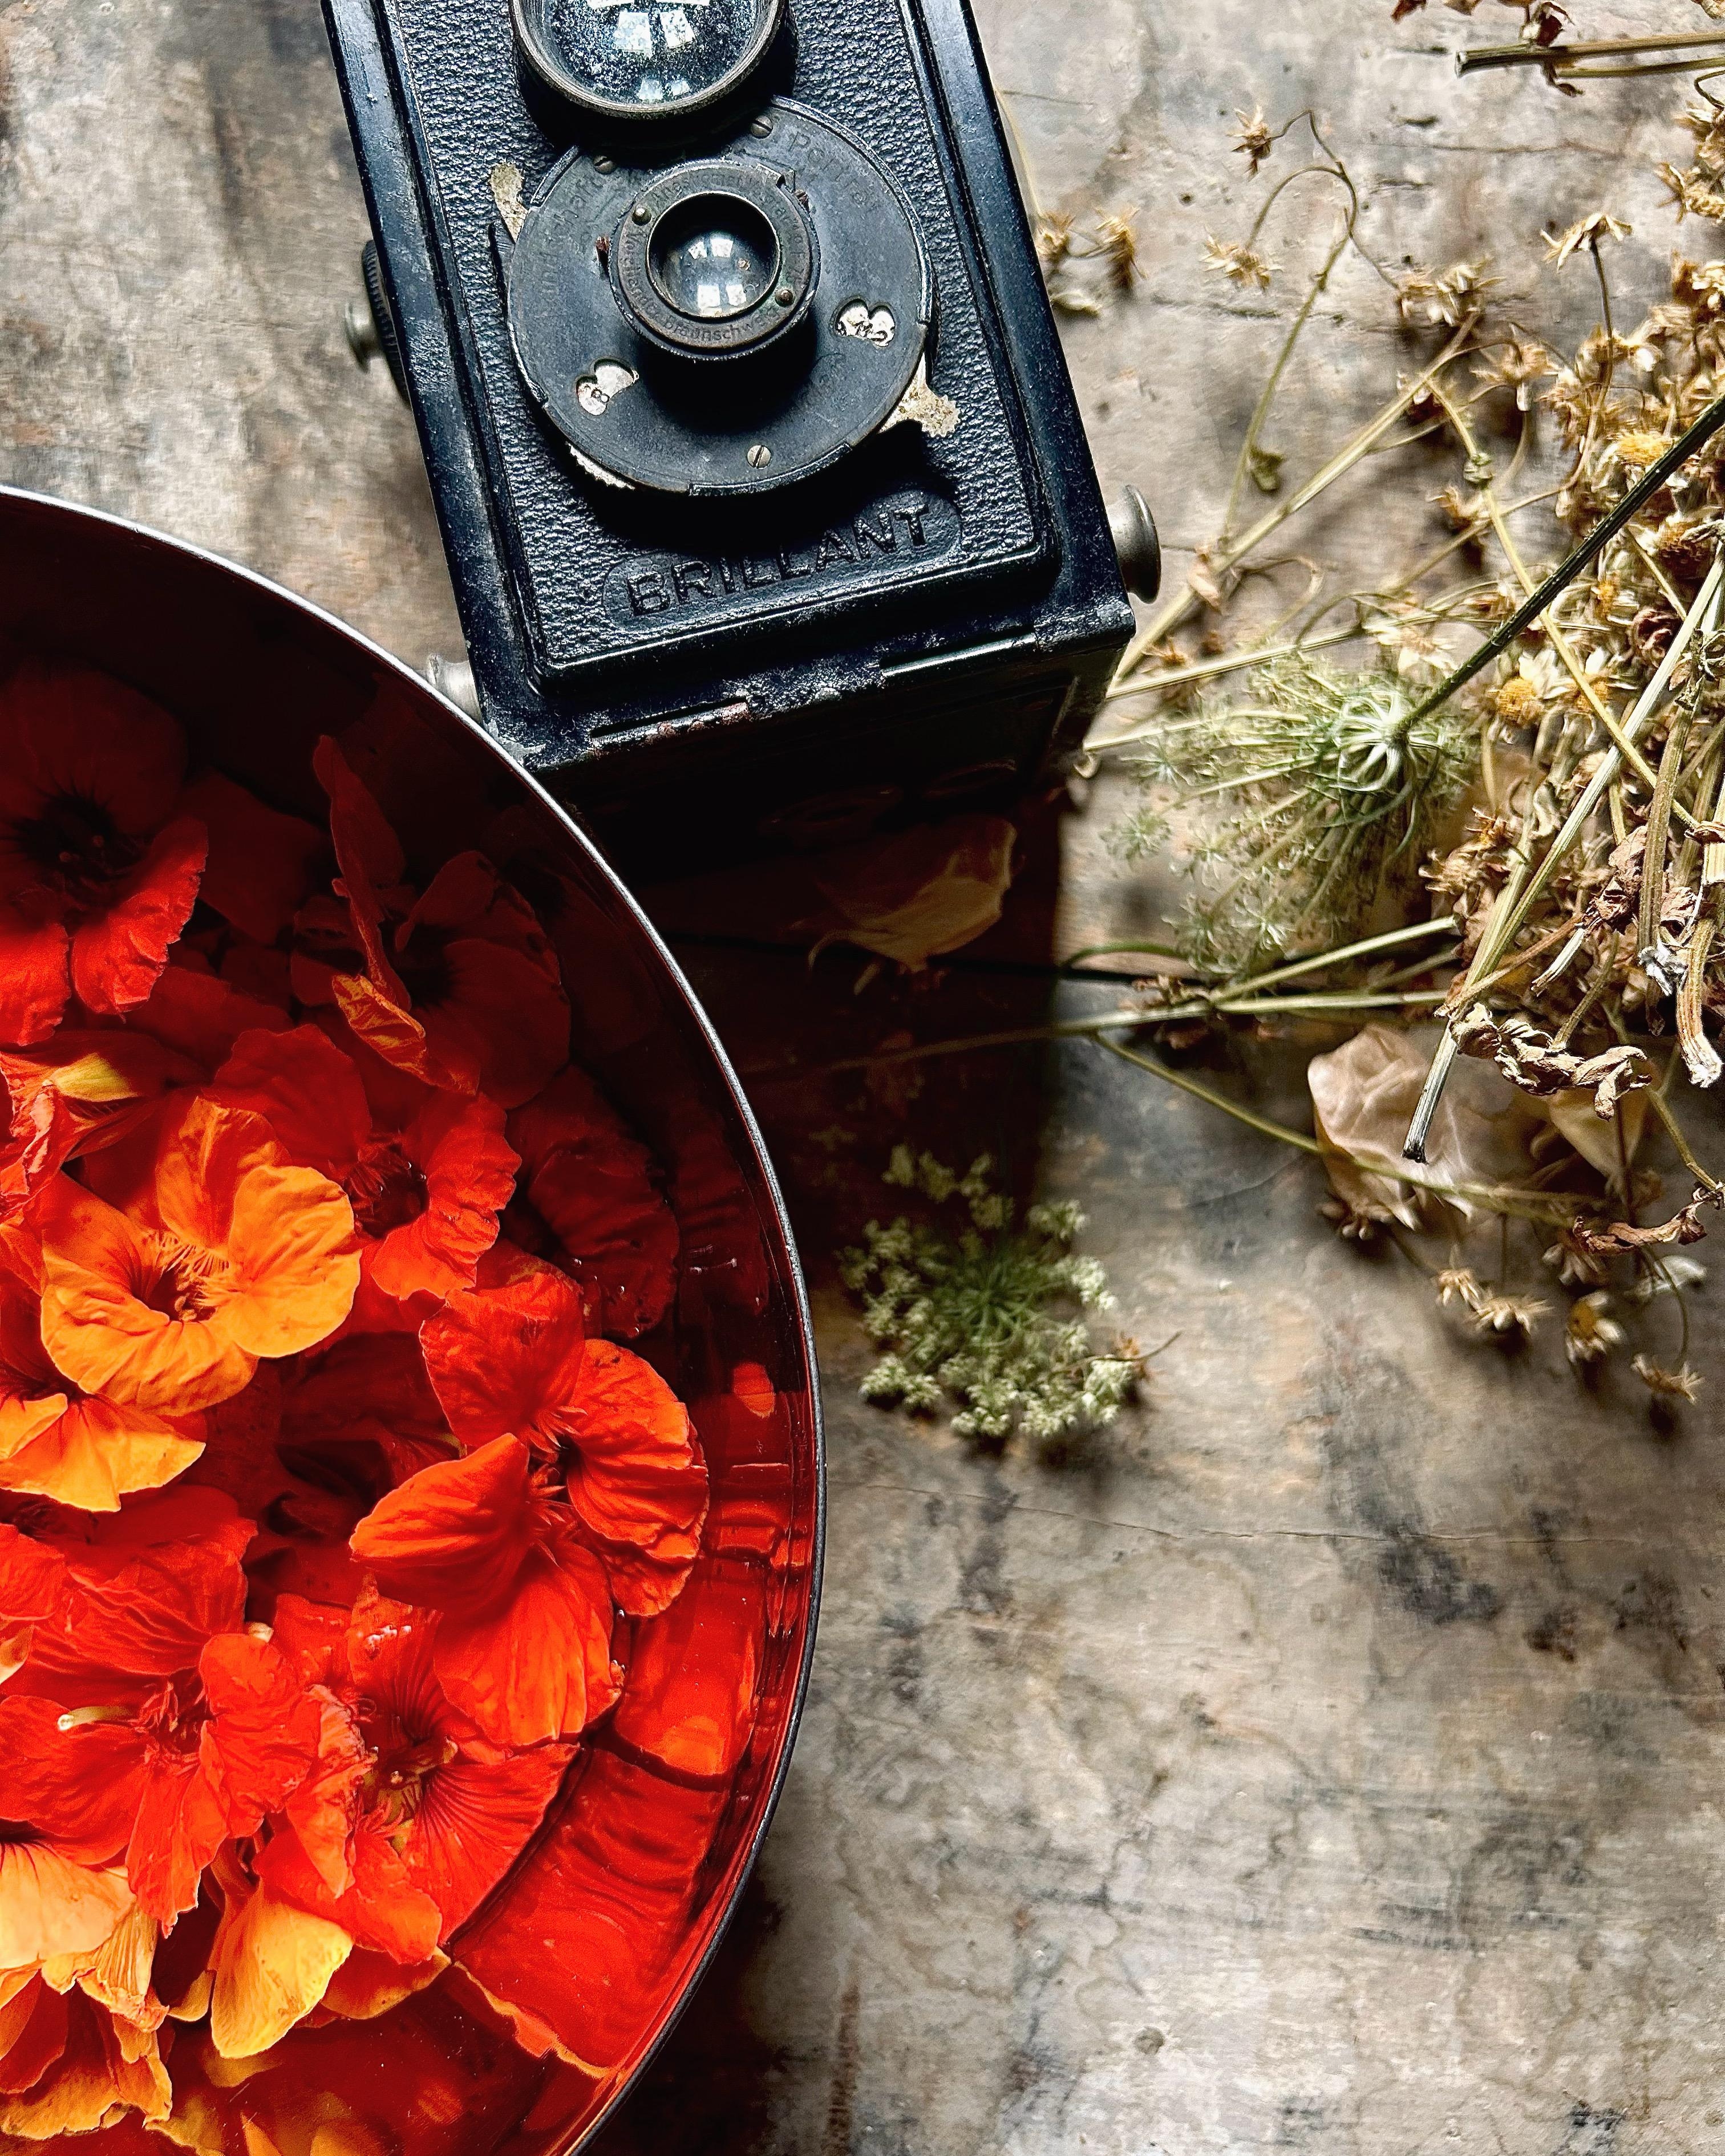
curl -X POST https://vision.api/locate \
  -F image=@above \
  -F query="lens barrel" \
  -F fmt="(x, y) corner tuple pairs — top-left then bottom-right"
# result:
(610, 159), (818, 360)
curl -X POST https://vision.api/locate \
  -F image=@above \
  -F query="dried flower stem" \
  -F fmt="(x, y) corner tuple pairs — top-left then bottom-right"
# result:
(1095, 1037), (1572, 1219)
(1218, 123), (1364, 544)
(1391, 391), (1725, 745)
(824, 980), (1456, 1076)
(1456, 32), (1725, 79)
(1638, 697), (1697, 968)
(1121, 325), (1481, 670)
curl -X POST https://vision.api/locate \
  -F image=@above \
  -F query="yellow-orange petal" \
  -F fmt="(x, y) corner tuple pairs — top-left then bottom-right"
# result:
(0, 1848), (134, 1971)
(209, 1877), (353, 2060)
(0, 1988), (169, 2135)
(0, 1399), (204, 1514)
(0, 1395), (68, 1466)
(40, 1904), (163, 2036)
(221, 1157), (360, 1360)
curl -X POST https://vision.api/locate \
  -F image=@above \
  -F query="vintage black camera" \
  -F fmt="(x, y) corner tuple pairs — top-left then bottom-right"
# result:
(323, 0), (1157, 872)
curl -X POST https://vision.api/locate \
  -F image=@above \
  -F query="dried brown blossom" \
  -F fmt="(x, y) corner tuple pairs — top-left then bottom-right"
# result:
(1035, 213), (1074, 271)
(1433, 1264), (1548, 1336)
(1544, 210), (1632, 270)
(1319, 1194), (1397, 1242)
(1564, 1290), (1624, 1364)
(1474, 338), (1552, 410)
(1097, 212), (1141, 293)
(1233, 104), (1275, 176)
(1632, 1355), (1703, 1401)
(1662, 163), (1725, 225)
(1397, 260), (1497, 330)
(1204, 235), (1275, 290)
(1544, 1222), (1611, 1287)
(1469, 1290), (1550, 1337)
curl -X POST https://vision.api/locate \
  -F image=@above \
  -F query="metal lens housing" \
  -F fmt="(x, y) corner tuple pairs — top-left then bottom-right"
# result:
(612, 160), (816, 360)
(510, 0), (785, 125)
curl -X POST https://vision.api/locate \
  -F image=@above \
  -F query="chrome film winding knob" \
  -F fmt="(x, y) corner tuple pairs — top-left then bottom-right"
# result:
(1108, 485), (1161, 602)
(343, 240), (408, 404)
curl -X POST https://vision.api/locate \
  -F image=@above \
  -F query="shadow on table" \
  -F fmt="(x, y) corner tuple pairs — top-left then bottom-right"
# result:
(589, 788), (1072, 2154)
(635, 785), (1080, 1260)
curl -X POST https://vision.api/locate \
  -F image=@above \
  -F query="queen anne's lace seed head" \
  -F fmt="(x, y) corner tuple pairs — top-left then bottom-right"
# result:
(839, 1157), (1143, 1446)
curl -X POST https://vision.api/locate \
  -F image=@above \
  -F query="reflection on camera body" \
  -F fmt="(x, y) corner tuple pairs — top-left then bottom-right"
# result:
(326, 0), (1157, 873)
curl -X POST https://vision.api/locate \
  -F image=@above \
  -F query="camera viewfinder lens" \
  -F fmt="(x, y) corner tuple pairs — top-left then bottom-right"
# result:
(650, 197), (779, 320)
(512, 0), (785, 124)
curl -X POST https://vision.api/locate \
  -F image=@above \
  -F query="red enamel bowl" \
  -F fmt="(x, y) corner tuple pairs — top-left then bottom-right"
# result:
(0, 485), (823, 2155)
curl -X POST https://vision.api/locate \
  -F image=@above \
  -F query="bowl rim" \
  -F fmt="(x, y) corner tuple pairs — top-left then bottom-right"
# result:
(0, 480), (827, 2148)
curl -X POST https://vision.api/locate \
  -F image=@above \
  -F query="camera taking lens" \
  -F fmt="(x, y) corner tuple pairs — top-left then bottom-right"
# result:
(505, 0), (930, 494)
(610, 161), (817, 360)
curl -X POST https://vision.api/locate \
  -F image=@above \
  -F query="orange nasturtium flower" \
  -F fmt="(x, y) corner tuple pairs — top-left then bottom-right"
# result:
(350, 1433), (620, 1749)
(0, 664), (208, 1048)
(36, 1096), (360, 1412)
(0, 1227), (204, 1513)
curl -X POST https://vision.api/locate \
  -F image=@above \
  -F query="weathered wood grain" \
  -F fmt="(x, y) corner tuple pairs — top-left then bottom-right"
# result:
(2, 1), (1722, 2148)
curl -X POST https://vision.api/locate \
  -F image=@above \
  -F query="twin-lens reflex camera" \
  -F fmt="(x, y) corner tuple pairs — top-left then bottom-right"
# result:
(323, 0), (1160, 872)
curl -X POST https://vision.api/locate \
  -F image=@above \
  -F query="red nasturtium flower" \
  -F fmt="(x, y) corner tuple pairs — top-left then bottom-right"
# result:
(0, 1033), (197, 1225)
(209, 1024), (518, 1323)
(37, 1095), (360, 1412)
(4, 1503), (320, 1921)
(268, 1586), (573, 1944)
(0, 1697), (135, 1969)
(312, 741), (570, 1109)
(0, 1488), (253, 1704)
(349, 1433), (620, 1749)
(421, 1268), (708, 1617)
(0, 665), (208, 1049)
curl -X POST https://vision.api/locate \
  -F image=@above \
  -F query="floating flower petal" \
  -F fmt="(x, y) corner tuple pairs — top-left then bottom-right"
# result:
(507, 1067), (677, 1339)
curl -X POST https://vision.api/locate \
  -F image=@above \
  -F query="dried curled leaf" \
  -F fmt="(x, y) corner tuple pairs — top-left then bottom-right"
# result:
(810, 814), (1015, 971)
(1308, 1024), (1537, 1226)
(1453, 1004), (1652, 1117)
(1570, 1187), (1722, 1254)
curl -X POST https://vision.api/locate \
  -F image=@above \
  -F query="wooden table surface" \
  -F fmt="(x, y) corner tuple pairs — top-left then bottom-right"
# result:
(3, 1), (1723, 2148)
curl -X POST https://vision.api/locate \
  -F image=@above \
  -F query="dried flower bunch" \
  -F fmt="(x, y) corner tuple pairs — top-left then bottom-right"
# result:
(0, 668), (761, 2133)
(840, 1149), (1141, 1443)
(1066, 33), (1725, 1400)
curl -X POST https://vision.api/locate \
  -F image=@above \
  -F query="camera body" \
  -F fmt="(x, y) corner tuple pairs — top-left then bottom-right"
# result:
(323, 0), (1147, 873)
